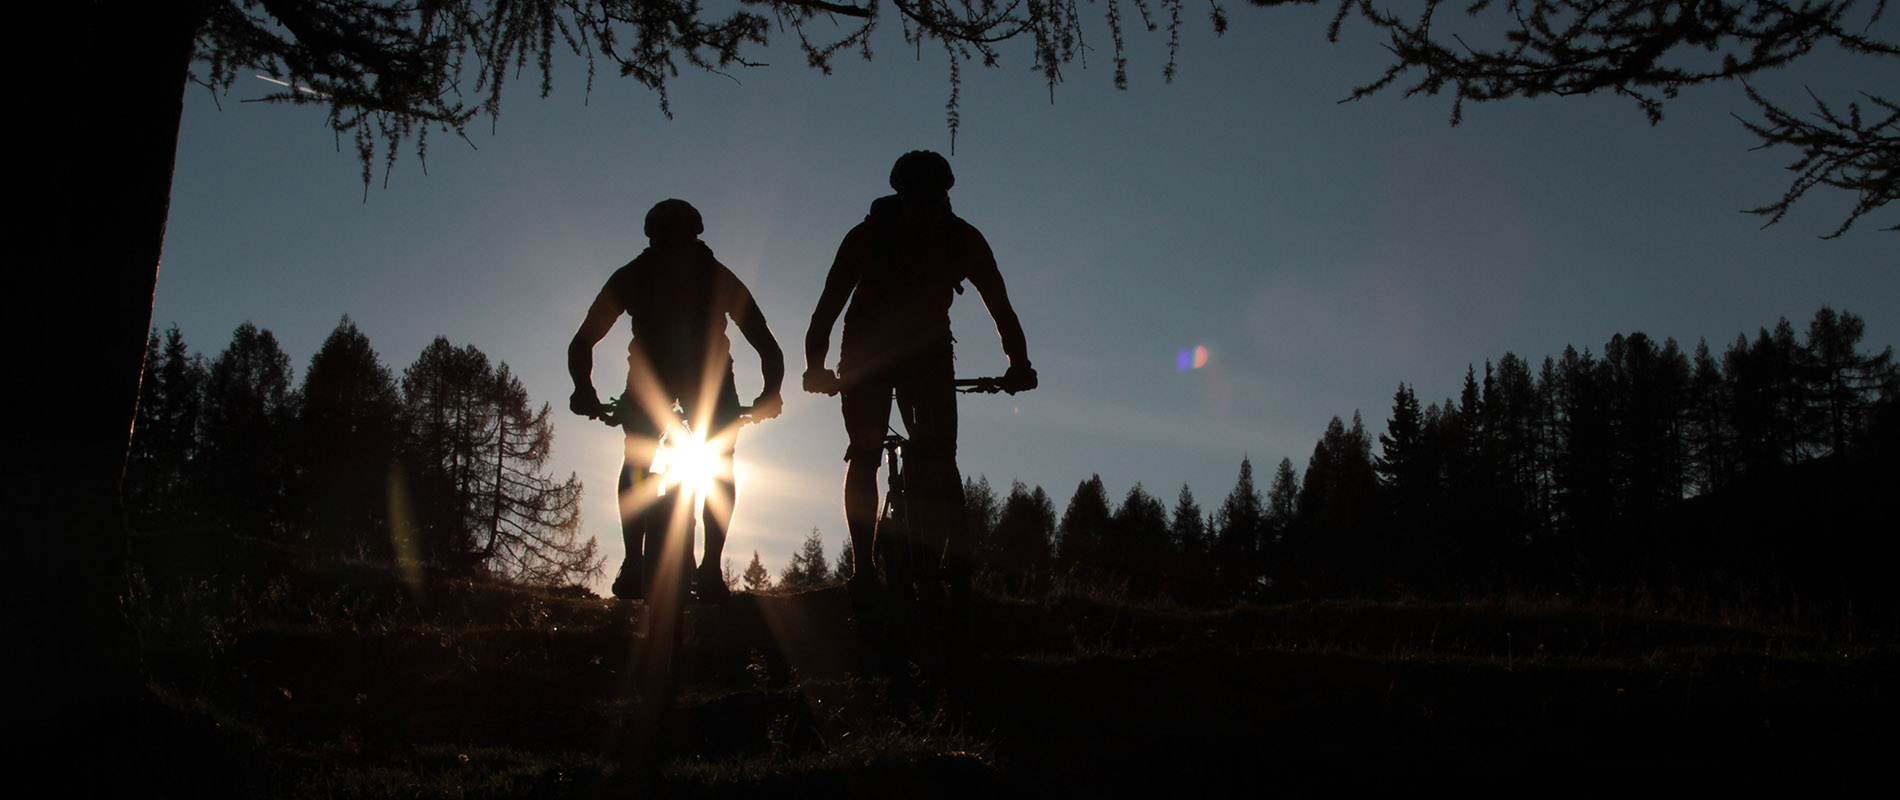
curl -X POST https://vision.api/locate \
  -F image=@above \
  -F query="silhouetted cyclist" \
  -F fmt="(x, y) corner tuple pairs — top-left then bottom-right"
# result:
(570, 199), (785, 603)
(804, 151), (1036, 611)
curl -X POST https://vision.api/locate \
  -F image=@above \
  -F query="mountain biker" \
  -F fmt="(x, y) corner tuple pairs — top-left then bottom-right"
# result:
(803, 151), (1037, 609)
(569, 199), (785, 604)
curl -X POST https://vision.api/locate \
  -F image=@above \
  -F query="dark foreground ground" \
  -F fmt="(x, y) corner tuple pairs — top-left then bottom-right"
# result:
(123, 531), (1896, 797)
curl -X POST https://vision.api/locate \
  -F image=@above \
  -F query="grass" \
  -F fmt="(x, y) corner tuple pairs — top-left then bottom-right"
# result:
(125, 529), (1896, 796)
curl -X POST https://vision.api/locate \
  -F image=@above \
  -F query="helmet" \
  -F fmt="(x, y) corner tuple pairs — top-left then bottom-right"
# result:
(888, 151), (954, 197)
(643, 199), (704, 241)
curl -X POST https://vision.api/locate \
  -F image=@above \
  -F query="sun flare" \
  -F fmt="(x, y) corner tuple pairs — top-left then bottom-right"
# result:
(649, 423), (730, 502)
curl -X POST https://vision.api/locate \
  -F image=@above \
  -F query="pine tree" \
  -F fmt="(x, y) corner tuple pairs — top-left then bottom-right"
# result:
(1055, 475), (1111, 577)
(294, 316), (404, 560)
(200, 322), (295, 537)
(1169, 484), (1210, 602)
(742, 550), (773, 592)
(994, 481), (1055, 596)
(1376, 383), (1430, 525)
(836, 537), (855, 583)
(1108, 484), (1170, 595)
(1801, 306), (1897, 455)
(473, 366), (597, 586)
(964, 475), (1000, 570)
(1213, 457), (1264, 599)
(127, 325), (206, 529)
(400, 338), (596, 585)
(1264, 458), (1300, 584)
(781, 528), (830, 588)
(1684, 338), (1734, 495)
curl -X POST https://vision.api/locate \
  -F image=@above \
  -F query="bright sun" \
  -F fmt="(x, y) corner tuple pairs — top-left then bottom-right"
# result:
(649, 424), (727, 501)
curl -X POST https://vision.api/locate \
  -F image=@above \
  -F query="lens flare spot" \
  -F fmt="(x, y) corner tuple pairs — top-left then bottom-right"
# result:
(1178, 345), (1211, 372)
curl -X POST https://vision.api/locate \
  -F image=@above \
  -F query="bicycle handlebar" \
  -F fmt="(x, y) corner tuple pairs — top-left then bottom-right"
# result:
(596, 395), (759, 429)
(954, 377), (1006, 394)
(954, 376), (1036, 394)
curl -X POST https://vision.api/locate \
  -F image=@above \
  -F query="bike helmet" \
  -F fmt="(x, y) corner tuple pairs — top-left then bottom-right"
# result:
(889, 151), (954, 197)
(643, 198), (705, 241)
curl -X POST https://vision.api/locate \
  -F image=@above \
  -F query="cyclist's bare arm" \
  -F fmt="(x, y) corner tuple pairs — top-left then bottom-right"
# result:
(568, 282), (625, 417)
(720, 263), (787, 418)
(962, 230), (1035, 390)
(802, 225), (870, 392)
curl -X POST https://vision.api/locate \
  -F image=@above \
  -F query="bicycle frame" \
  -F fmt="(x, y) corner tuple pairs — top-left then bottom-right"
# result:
(872, 376), (1011, 602)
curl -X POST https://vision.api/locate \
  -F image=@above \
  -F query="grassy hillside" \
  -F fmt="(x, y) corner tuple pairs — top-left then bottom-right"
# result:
(127, 529), (1896, 796)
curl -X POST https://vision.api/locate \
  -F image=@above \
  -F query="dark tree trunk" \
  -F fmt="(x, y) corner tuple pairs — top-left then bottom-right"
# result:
(19, 0), (210, 768)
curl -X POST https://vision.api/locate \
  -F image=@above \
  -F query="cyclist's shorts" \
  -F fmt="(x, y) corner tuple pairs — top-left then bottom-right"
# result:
(839, 355), (957, 463)
(621, 364), (743, 443)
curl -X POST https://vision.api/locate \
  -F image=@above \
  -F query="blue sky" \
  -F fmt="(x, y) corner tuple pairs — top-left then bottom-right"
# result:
(157, 8), (1898, 588)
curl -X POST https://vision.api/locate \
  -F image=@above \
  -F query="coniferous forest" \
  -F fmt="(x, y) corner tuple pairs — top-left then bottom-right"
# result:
(960, 306), (1899, 623)
(129, 316), (601, 587)
(120, 306), (1899, 796)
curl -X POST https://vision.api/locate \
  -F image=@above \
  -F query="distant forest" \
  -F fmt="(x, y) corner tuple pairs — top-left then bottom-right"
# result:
(956, 307), (1898, 617)
(126, 317), (601, 586)
(130, 308), (1898, 618)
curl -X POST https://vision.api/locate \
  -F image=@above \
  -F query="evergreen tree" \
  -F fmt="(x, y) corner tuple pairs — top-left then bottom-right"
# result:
(1491, 353), (1549, 538)
(782, 528), (830, 588)
(1725, 321), (1805, 474)
(294, 316), (404, 560)
(472, 366), (596, 586)
(400, 338), (596, 585)
(1213, 457), (1264, 599)
(836, 536), (855, 583)
(401, 337), (497, 565)
(1055, 475), (1111, 577)
(964, 475), (1000, 571)
(1297, 414), (1380, 563)
(1376, 383), (1432, 525)
(1263, 458), (1300, 585)
(200, 322), (295, 536)
(1108, 484), (1170, 595)
(993, 482), (1056, 596)
(742, 550), (773, 592)
(1801, 306), (1897, 455)
(1603, 333), (1691, 520)
(127, 325), (206, 528)
(1169, 484), (1211, 602)
(1684, 338), (1735, 495)
(1550, 346), (1613, 538)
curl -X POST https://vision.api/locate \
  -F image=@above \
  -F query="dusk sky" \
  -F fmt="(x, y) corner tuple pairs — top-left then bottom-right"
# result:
(155, 8), (1897, 589)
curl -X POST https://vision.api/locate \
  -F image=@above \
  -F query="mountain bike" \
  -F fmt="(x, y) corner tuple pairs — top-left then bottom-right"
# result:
(864, 376), (1016, 663)
(596, 393), (755, 784)
(596, 394), (756, 676)
(599, 393), (757, 601)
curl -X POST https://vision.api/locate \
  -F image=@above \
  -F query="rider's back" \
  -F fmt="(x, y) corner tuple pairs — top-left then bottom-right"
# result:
(839, 197), (991, 372)
(609, 241), (743, 390)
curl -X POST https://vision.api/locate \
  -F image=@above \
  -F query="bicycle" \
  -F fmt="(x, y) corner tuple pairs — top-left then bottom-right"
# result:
(597, 392), (757, 605)
(862, 376), (1018, 663)
(594, 393), (760, 782)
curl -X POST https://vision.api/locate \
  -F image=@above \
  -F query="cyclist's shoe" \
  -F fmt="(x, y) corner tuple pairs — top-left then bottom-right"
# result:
(611, 565), (643, 600)
(694, 566), (731, 605)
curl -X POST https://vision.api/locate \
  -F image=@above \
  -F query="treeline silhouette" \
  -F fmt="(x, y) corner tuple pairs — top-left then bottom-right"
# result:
(125, 317), (601, 586)
(961, 306), (1899, 618)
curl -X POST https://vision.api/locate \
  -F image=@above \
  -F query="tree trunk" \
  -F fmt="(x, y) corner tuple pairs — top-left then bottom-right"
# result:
(19, 0), (209, 759)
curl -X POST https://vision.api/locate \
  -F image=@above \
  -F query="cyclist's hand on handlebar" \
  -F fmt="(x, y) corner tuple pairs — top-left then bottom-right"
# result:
(570, 388), (604, 419)
(1002, 363), (1039, 394)
(751, 390), (784, 420)
(803, 367), (842, 396)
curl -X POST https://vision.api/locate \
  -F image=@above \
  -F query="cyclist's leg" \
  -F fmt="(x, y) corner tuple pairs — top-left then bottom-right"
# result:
(840, 374), (892, 589)
(694, 371), (743, 602)
(897, 353), (965, 592)
(615, 414), (666, 600)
